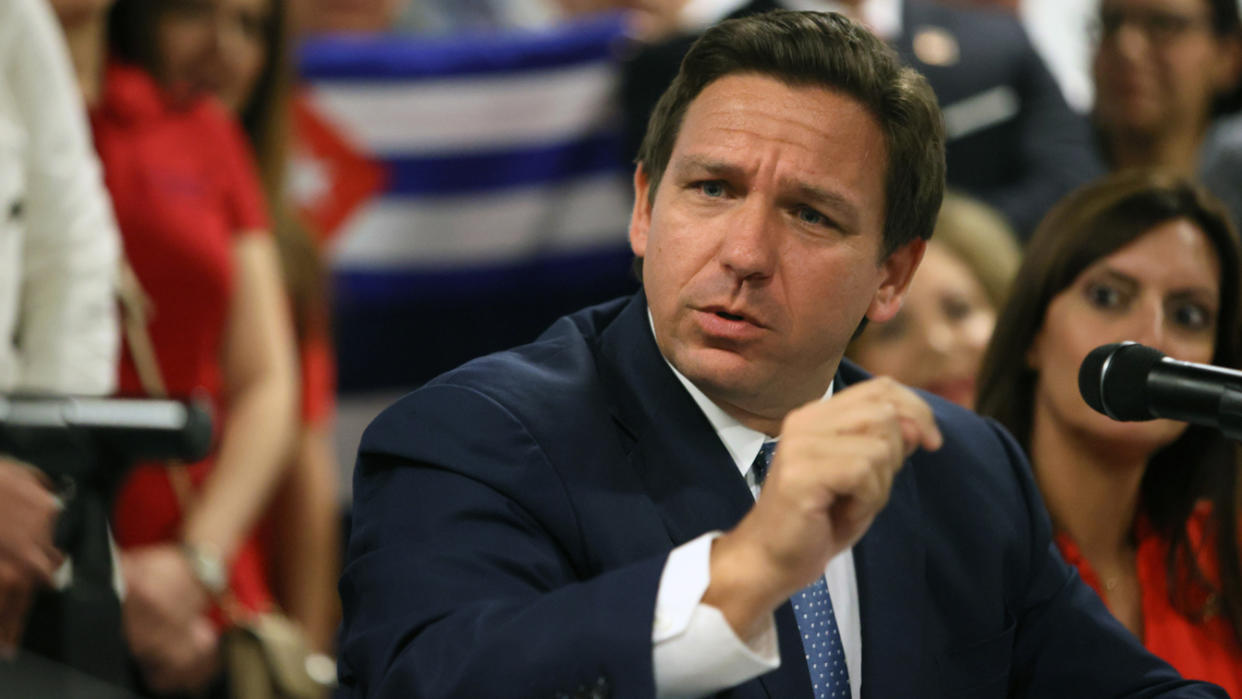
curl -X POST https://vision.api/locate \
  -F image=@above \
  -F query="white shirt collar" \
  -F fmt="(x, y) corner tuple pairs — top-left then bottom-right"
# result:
(648, 312), (834, 483)
(784, 0), (902, 40)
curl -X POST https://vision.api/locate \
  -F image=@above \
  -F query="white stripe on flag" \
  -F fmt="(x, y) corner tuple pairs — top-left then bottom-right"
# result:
(307, 62), (619, 155)
(329, 173), (631, 268)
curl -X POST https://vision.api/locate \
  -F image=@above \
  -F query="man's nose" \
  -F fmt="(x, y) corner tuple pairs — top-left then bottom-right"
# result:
(717, 199), (777, 282)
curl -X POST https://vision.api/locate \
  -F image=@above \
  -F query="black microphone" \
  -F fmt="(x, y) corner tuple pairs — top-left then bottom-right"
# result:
(1078, 342), (1242, 440)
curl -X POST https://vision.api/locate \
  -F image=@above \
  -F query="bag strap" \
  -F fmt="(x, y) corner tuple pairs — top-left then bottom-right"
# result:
(116, 261), (196, 516)
(118, 261), (255, 622)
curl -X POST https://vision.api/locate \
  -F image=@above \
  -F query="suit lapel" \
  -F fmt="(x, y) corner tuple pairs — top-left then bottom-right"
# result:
(596, 294), (755, 545)
(596, 295), (812, 699)
(757, 604), (815, 699)
(854, 470), (925, 698)
(846, 358), (926, 697)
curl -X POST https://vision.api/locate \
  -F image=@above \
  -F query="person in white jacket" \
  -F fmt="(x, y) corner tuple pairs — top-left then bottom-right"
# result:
(0, 0), (119, 397)
(0, 0), (120, 657)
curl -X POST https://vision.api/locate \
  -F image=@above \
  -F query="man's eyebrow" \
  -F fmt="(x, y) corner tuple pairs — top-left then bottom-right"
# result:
(671, 156), (748, 180)
(786, 181), (856, 211)
(671, 155), (862, 229)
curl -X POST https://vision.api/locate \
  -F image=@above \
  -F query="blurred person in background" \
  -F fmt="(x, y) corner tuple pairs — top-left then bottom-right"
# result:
(1202, 110), (1242, 234)
(621, 0), (1103, 239)
(1091, 0), (1242, 225)
(294, 0), (680, 36)
(51, 0), (299, 693)
(945, 0), (1099, 114)
(294, 0), (405, 33)
(145, 0), (342, 653)
(846, 192), (1019, 409)
(0, 0), (120, 661)
(977, 170), (1242, 694)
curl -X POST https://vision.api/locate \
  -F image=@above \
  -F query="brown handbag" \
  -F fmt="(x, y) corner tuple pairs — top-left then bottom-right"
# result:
(117, 261), (332, 699)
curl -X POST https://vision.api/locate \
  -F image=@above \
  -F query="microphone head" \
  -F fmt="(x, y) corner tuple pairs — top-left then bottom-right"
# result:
(1078, 342), (1166, 420)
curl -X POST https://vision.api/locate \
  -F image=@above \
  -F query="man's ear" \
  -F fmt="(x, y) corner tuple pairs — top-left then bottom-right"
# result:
(629, 165), (652, 259)
(866, 238), (926, 323)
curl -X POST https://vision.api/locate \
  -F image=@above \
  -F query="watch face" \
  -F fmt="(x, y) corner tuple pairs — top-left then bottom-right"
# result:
(183, 544), (227, 595)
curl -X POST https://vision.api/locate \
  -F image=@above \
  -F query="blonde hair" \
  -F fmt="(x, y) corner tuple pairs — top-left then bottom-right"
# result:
(930, 191), (1021, 309)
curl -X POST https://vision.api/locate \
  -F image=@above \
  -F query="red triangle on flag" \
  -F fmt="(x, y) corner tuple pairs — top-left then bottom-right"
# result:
(290, 90), (388, 244)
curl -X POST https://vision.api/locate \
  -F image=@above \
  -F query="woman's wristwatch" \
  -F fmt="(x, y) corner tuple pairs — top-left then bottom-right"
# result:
(181, 542), (228, 597)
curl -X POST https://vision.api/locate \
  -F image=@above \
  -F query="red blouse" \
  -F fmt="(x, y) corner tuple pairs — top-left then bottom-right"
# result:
(92, 63), (273, 614)
(299, 318), (336, 426)
(1055, 503), (1242, 696)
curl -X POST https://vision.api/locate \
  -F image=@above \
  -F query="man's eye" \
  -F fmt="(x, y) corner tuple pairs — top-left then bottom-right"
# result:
(698, 181), (726, 197)
(796, 206), (827, 227)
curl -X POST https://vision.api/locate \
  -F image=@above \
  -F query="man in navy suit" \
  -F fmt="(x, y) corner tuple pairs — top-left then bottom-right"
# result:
(338, 11), (1221, 698)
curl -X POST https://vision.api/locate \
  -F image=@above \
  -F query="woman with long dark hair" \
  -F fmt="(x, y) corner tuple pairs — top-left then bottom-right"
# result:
(118, 0), (343, 654)
(50, 0), (299, 692)
(978, 169), (1242, 693)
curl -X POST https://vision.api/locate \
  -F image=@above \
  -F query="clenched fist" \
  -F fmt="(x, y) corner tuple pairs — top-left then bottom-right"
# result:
(703, 377), (942, 639)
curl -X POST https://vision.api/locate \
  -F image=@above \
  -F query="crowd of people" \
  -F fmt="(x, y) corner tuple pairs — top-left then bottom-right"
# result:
(2, 0), (1242, 696)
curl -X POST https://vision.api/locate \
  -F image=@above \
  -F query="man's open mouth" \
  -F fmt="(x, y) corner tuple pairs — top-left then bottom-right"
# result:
(716, 311), (746, 321)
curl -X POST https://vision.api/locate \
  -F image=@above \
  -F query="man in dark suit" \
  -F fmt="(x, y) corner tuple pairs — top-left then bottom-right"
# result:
(338, 11), (1221, 698)
(621, 0), (1104, 239)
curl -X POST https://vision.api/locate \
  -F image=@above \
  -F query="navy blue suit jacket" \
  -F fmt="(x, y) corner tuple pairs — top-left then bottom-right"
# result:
(338, 294), (1222, 698)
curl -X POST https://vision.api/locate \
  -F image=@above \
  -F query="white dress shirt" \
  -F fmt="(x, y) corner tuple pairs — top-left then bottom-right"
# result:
(0, 0), (120, 395)
(650, 329), (862, 698)
(1020, 0), (1096, 113)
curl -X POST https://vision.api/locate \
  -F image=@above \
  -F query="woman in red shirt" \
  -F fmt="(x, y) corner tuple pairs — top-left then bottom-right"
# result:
(132, 0), (343, 653)
(978, 170), (1242, 694)
(50, 0), (298, 693)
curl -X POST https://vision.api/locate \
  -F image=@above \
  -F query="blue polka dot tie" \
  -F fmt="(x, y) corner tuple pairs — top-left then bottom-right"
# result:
(754, 442), (851, 699)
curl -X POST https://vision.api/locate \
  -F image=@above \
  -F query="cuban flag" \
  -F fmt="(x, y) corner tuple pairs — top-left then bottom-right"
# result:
(294, 14), (639, 395)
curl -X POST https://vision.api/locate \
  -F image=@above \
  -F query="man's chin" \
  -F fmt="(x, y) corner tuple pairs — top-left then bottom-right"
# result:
(670, 347), (767, 400)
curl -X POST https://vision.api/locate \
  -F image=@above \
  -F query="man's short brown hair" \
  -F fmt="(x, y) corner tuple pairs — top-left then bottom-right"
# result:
(635, 10), (946, 258)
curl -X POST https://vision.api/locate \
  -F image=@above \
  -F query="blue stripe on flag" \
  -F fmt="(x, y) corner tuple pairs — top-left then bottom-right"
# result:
(377, 133), (626, 197)
(333, 243), (633, 303)
(300, 13), (630, 82)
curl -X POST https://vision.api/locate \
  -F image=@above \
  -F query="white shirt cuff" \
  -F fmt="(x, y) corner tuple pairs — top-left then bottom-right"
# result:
(653, 532), (780, 698)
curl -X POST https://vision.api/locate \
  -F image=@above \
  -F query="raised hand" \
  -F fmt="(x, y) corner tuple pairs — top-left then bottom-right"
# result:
(704, 377), (942, 639)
